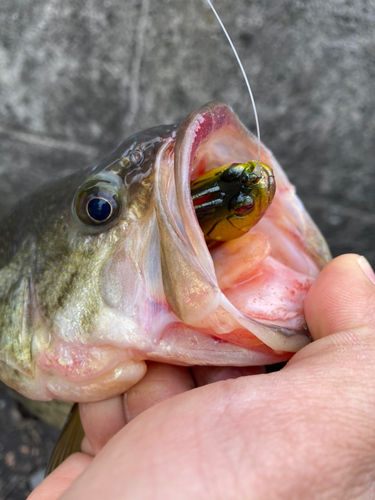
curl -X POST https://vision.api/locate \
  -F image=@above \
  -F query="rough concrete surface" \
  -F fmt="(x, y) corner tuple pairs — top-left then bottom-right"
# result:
(0, 0), (374, 498)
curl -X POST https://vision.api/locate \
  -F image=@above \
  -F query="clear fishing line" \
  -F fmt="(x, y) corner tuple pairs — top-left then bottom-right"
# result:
(205, 0), (261, 162)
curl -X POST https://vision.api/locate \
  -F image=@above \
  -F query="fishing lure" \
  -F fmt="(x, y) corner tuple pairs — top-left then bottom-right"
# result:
(192, 161), (275, 243)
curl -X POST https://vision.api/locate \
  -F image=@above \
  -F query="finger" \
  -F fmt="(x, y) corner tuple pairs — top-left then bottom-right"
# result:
(80, 396), (126, 455)
(305, 254), (375, 340)
(123, 362), (195, 423)
(192, 366), (266, 387)
(27, 453), (92, 500)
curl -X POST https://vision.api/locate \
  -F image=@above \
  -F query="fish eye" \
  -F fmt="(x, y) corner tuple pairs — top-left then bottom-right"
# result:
(86, 197), (113, 223)
(74, 177), (121, 226)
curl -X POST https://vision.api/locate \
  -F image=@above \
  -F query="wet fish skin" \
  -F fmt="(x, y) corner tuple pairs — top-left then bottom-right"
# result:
(0, 124), (177, 399)
(0, 102), (331, 403)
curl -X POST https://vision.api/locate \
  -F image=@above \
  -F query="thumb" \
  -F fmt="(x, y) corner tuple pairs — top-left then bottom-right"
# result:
(304, 254), (375, 340)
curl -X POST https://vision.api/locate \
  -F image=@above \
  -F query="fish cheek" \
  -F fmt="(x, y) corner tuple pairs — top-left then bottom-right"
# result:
(100, 257), (125, 311)
(99, 212), (166, 345)
(99, 241), (147, 327)
(101, 251), (136, 310)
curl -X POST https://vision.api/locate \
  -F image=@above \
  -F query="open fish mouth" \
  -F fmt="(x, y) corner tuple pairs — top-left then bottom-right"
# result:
(154, 102), (330, 339)
(0, 102), (331, 402)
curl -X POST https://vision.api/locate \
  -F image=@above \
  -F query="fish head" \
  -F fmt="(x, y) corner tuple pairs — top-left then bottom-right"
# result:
(0, 102), (331, 402)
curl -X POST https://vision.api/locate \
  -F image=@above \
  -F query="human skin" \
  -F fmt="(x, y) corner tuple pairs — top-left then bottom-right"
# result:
(29, 254), (375, 500)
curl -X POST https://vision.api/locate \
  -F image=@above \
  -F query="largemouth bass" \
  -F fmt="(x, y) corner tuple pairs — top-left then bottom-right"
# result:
(0, 101), (331, 403)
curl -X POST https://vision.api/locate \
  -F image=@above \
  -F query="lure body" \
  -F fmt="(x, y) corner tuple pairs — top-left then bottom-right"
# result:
(192, 161), (275, 243)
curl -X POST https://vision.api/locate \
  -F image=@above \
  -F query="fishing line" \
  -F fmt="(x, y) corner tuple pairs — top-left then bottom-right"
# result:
(204, 0), (261, 162)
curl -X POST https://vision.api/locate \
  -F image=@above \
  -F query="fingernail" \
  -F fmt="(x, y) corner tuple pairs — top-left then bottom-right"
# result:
(357, 256), (375, 285)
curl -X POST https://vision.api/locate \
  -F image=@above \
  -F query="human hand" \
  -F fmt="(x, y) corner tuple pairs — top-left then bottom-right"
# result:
(29, 254), (375, 500)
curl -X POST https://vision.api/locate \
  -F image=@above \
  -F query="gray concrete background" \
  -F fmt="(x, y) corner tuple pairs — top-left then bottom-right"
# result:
(0, 0), (374, 497)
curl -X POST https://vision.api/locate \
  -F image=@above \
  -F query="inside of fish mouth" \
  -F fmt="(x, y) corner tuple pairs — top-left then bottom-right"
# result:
(190, 133), (258, 181)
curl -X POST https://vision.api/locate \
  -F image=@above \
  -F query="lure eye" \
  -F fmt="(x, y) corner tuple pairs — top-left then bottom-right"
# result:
(235, 202), (254, 215)
(230, 193), (254, 216)
(220, 164), (243, 182)
(74, 177), (121, 227)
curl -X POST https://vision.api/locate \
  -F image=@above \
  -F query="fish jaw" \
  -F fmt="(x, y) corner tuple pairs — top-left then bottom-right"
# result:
(1, 342), (147, 402)
(35, 342), (147, 402)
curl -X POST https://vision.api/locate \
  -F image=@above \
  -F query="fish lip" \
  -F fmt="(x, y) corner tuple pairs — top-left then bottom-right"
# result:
(37, 343), (125, 383)
(33, 342), (147, 402)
